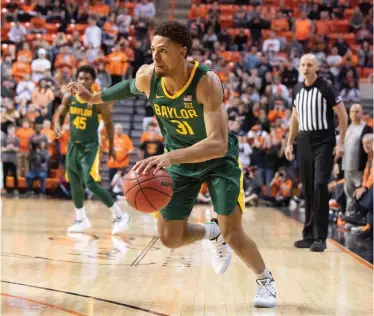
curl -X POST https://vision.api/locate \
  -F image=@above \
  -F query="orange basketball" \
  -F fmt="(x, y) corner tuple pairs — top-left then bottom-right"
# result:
(123, 169), (173, 213)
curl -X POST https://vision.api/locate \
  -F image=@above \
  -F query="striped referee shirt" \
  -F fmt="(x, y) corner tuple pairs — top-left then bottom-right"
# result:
(292, 77), (342, 132)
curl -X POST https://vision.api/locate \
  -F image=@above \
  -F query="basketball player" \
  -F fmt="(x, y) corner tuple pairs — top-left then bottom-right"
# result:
(55, 66), (130, 235)
(66, 22), (276, 307)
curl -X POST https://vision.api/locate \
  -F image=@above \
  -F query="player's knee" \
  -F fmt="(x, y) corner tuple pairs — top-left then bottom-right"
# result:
(159, 230), (184, 248)
(85, 179), (99, 192)
(221, 229), (243, 247)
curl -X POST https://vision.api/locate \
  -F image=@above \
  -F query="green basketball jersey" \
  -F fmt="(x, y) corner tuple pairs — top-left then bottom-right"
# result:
(149, 60), (214, 151)
(69, 95), (99, 143)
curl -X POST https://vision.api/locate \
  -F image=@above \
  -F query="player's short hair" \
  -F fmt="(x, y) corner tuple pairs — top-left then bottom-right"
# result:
(154, 21), (192, 57)
(76, 65), (96, 80)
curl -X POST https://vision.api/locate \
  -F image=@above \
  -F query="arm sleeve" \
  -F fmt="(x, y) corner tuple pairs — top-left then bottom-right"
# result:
(326, 83), (342, 108)
(101, 79), (144, 102)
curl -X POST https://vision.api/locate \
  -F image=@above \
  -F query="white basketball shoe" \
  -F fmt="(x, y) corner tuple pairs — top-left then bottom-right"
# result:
(253, 272), (276, 308)
(111, 212), (130, 235)
(67, 217), (92, 233)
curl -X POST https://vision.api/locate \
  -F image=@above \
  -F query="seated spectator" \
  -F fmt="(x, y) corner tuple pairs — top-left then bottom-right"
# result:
(356, 24), (372, 44)
(35, 105), (50, 125)
(106, 124), (134, 181)
(1, 99), (20, 134)
(244, 167), (262, 206)
(234, 5), (250, 28)
(326, 47), (342, 77)
(31, 48), (51, 83)
(117, 8), (132, 38)
(26, 142), (50, 196)
(84, 17), (102, 49)
(256, 55), (273, 79)
(54, 45), (77, 79)
(29, 11), (47, 34)
(16, 119), (35, 177)
(208, 1), (221, 20)
(202, 27), (218, 50)
(238, 131), (253, 169)
(16, 73), (35, 102)
(262, 169), (293, 206)
(134, 0), (156, 21)
(341, 82), (361, 103)
(333, 33), (349, 56)
(12, 55), (32, 83)
(342, 48), (359, 67)
(349, 7), (365, 32)
(8, 20), (27, 44)
(1, 69), (17, 99)
(358, 41), (373, 68)
(139, 131), (165, 159)
(339, 60), (359, 89)
(97, 62), (112, 90)
(308, 3), (320, 20)
(32, 79), (55, 110)
(346, 134), (373, 237)
(1, 125), (20, 195)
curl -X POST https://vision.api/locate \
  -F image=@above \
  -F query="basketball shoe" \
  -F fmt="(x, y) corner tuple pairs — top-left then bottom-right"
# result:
(67, 217), (92, 233)
(253, 272), (276, 308)
(112, 212), (130, 235)
(203, 219), (232, 274)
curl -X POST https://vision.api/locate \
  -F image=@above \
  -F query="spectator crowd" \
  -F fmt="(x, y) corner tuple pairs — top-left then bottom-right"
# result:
(1, 0), (373, 238)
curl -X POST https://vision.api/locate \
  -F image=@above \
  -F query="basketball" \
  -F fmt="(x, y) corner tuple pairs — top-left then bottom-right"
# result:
(123, 169), (173, 213)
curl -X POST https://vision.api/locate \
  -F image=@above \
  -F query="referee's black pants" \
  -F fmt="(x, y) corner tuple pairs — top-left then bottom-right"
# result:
(297, 130), (335, 241)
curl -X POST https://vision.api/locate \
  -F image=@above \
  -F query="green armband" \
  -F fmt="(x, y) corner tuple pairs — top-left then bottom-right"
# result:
(101, 79), (143, 102)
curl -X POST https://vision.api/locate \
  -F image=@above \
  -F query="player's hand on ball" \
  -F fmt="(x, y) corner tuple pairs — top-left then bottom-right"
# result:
(109, 147), (116, 160)
(285, 144), (294, 161)
(65, 82), (92, 103)
(132, 154), (173, 175)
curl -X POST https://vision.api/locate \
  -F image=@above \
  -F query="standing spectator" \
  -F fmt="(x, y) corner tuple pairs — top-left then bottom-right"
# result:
(16, 73), (35, 102)
(202, 27), (218, 50)
(97, 62), (112, 90)
(340, 82), (361, 103)
(349, 7), (365, 32)
(26, 142), (50, 196)
(12, 55), (32, 83)
(29, 124), (49, 149)
(208, 1), (221, 20)
(106, 44), (128, 85)
(234, 5), (249, 28)
(102, 13), (119, 54)
(285, 54), (348, 252)
(1, 69), (17, 99)
(83, 17), (102, 49)
(358, 41), (373, 68)
(89, 0), (110, 18)
(248, 14), (268, 48)
(234, 29), (249, 52)
(106, 124), (134, 181)
(31, 48), (51, 83)
(1, 125), (20, 195)
(238, 131), (253, 169)
(41, 119), (55, 157)
(16, 119), (35, 177)
(117, 8), (132, 38)
(326, 47), (342, 78)
(134, 0), (156, 21)
(1, 99), (20, 134)
(32, 79), (55, 110)
(8, 20), (27, 45)
(281, 62), (299, 89)
(293, 11), (314, 49)
(341, 104), (373, 215)
(262, 31), (281, 55)
(244, 46), (260, 71)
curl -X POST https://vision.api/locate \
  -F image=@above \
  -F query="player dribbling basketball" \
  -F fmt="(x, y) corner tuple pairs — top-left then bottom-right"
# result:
(66, 21), (276, 308)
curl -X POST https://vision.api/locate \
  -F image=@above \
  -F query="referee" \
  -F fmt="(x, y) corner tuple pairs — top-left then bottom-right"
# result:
(286, 54), (348, 252)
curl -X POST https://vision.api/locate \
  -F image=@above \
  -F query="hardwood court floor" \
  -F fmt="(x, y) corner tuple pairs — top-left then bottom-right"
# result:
(1, 198), (373, 316)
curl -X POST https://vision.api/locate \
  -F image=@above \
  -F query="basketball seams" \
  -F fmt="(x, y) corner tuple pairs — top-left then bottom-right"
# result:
(134, 172), (158, 211)
(140, 187), (173, 198)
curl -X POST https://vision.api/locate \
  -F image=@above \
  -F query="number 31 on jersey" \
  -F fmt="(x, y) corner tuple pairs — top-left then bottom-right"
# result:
(171, 120), (194, 135)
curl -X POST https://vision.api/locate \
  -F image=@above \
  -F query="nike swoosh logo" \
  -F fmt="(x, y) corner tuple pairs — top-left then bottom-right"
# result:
(155, 95), (164, 99)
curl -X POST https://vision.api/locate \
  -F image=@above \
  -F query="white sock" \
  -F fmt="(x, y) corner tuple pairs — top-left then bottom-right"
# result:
(110, 203), (123, 219)
(199, 222), (220, 240)
(75, 207), (87, 221)
(256, 267), (272, 280)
